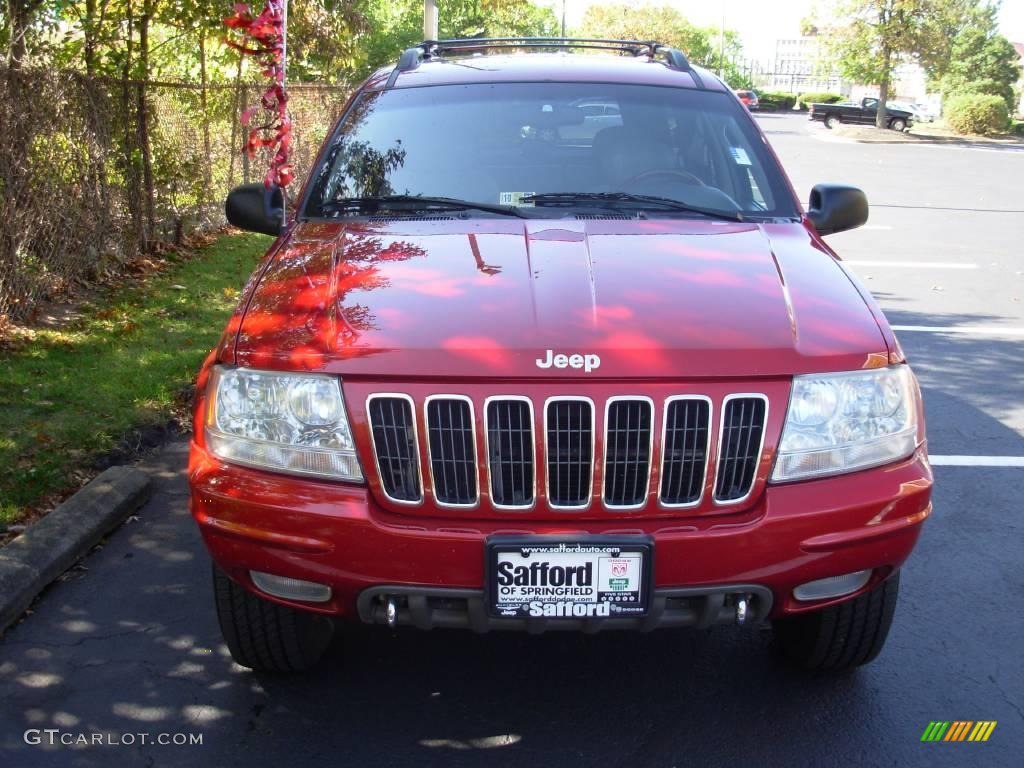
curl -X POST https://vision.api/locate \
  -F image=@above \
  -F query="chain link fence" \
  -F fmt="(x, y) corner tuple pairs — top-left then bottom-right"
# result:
(0, 69), (351, 323)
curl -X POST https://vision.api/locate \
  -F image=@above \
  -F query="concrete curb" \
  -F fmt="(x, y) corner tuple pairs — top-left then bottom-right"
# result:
(0, 466), (151, 635)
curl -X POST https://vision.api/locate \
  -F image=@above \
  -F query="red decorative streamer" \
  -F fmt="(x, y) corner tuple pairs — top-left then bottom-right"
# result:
(224, 1), (294, 189)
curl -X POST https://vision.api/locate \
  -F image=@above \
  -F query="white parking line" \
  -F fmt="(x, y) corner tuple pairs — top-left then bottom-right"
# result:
(845, 260), (977, 269)
(892, 325), (1024, 336)
(930, 456), (1024, 467)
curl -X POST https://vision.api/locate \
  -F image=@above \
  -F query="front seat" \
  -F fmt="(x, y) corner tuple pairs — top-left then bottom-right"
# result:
(592, 126), (675, 189)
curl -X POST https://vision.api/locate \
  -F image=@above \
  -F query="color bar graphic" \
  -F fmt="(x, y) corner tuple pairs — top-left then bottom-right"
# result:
(921, 721), (996, 742)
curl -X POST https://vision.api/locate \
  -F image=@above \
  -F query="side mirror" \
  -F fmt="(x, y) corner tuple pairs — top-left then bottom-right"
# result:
(225, 183), (285, 236)
(807, 183), (868, 236)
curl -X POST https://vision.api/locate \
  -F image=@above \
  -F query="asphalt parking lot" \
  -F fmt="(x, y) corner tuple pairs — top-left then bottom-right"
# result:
(1, 112), (1022, 768)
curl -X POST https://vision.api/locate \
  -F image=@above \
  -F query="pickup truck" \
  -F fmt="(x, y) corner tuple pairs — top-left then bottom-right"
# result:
(809, 97), (913, 131)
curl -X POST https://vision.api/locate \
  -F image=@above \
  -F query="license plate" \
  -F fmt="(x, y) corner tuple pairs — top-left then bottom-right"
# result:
(487, 537), (652, 619)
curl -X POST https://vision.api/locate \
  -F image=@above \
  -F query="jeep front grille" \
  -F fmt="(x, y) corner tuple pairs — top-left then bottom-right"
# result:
(713, 395), (768, 503)
(545, 398), (594, 509)
(425, 396), (478, 507)
(367, 395), (422, 504)
(603, 398), (654, 508)
(485, 398), (535, 509)
(660, 397), (712, 506)
(364, 392), (768, 513)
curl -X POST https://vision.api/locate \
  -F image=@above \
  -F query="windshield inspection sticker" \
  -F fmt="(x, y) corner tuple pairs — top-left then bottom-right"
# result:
(499, 191), (535, 207)
(729, 146), (752, 166)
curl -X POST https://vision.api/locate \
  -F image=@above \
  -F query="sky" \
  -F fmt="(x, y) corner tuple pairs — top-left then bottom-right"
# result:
(537, 1), (1024, 64)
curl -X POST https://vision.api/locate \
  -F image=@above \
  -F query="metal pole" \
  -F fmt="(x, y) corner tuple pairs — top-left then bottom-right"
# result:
(561, 0), (566, 37)
(280, 0), (288, 217)
(424, 0), (438, 40)
(281, 0), (288, 79)
(718, 4), (725, 79)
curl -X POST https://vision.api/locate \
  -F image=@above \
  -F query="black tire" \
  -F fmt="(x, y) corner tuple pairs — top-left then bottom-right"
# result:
(824, 113), (839, 129)
(890, 117), (907, 132)
(213, 564), (334, 673)
(772, 571), (900, 674)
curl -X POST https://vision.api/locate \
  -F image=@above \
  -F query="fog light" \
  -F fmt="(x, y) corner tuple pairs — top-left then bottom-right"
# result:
(793, 570), (872, 602)
(250, 571), (332, 603)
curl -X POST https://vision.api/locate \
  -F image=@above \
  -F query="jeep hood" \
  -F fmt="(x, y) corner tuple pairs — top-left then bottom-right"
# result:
(233, 219), (890, 379)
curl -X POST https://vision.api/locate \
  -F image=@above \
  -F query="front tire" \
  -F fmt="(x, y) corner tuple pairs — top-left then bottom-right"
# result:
(890, 117), (907, 132)
(213, 564), (334, 673)
(824, 113), (839, 129)
(772, 571), (899, 674)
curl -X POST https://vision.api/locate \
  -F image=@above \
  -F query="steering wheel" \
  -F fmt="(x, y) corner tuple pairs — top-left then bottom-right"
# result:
(621, 169), (705, 189)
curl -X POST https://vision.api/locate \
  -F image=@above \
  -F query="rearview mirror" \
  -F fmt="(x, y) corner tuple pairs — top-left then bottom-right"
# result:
(807, 183), (868, 236)
(225, 183), (285, 237)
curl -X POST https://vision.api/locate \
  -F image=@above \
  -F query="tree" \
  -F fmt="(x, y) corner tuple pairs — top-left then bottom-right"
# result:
(938, 4), (1020, 112)
(575, 3), (750, 86)
(577, 4), (712, 61)
(826, 0), (963, 128)
(350, 0), (559, 81)
(5, 0), (50, 69)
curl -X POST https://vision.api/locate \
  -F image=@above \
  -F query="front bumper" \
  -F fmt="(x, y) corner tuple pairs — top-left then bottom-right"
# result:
(190, 442), (932, 626)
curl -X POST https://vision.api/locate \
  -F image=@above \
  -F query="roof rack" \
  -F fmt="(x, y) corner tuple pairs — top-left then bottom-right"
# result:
(388, 37), (696, 83)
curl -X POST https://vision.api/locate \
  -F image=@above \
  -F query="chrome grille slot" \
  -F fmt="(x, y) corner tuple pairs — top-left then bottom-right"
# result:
(713, 395), (768, 503)
(485, 398), (535, 509)
(545, 398), (594, 509)
(425, 397), (478, 507)
(603, 398), (654, 509)
(367, 395), (422, 504)
(660, 397), (712, 506)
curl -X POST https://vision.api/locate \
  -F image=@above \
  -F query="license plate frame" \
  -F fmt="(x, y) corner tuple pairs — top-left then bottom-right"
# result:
(486, 535), (653, 619)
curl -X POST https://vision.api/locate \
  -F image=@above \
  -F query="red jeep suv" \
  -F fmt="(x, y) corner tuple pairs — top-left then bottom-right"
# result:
(192, 39), (932, 674)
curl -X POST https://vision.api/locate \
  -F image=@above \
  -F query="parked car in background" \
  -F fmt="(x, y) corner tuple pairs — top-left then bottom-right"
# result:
(809, 97), (914, 131)
(889, 101), (934, 123)
(912, 103), (937, 122)
(559, 98), (623, 141)
(735, 89), (759, 110)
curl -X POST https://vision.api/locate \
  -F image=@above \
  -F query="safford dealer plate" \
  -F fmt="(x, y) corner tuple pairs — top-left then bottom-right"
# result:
(487, 537), (652, 619)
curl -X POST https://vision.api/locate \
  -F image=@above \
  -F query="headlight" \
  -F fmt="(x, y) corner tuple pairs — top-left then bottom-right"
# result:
(771, 366), (918, 483)
(205, 366), (363, 481)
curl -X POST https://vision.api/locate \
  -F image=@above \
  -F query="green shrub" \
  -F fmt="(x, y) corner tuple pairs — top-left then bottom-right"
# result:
(796, 92), (843, 111)
(1011, 120), (1024, 137)
(943, 93), (1010, 135)
(757, 91), (798, 111)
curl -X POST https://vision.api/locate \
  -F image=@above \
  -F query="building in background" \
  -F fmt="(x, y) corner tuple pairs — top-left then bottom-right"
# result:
(768, 35), (846, 95)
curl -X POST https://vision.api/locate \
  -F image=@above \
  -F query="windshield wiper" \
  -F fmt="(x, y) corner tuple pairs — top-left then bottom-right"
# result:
(319, 195), (529, 219)
(521, 192), (744, 222)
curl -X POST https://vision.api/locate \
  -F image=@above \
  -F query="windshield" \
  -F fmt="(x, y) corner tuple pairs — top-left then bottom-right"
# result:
(303, 82), (799, 220)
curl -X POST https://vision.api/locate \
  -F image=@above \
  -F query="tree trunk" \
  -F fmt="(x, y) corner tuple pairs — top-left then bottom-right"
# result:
(876, 48), (892, 129)
(137, 1), (155, 246)
(199, 32), (212, 205)
(121, 0), (145, 254)
(5, 0), (44, 71)
(229, 55), (244, 185)
(876, 77), (890, 129)
(84, 0), (98, 75)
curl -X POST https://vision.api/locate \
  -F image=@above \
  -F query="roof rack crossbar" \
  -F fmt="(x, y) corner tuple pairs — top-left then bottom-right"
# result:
(413, 37), (694, 72)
